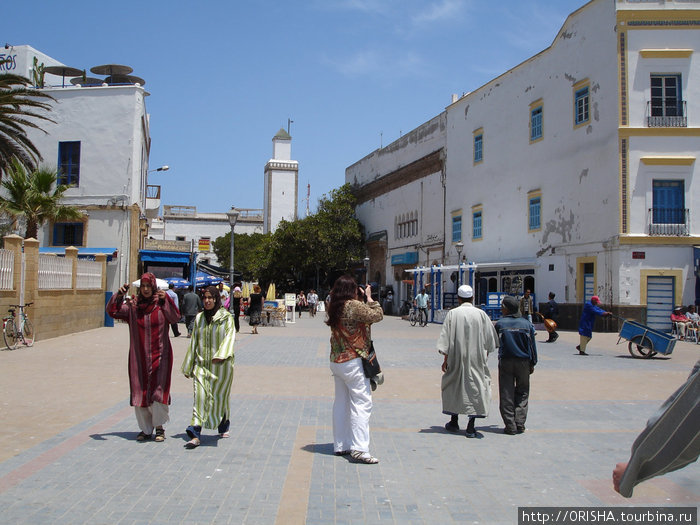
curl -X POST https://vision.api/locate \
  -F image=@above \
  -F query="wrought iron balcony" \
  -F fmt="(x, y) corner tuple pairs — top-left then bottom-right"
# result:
(647, 208), (689, 236)
(646, 101), (687, 127)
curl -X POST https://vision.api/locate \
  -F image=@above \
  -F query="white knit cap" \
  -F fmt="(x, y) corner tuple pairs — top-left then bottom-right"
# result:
(457, 285), (473, 298)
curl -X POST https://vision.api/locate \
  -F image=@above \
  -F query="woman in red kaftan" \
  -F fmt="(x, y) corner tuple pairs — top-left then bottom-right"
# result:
(106, 273), (181, 442)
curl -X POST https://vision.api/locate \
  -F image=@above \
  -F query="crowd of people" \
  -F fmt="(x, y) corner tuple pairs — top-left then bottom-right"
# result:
(107, 274), (699, 493)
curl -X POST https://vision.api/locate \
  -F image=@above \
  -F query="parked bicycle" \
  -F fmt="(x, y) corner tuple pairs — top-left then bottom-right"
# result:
(3, 302), (35, 349)
(409, 306), (428, 327)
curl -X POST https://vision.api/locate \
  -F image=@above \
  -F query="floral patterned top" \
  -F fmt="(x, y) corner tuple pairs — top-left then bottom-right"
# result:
(330, 300), (383, 363)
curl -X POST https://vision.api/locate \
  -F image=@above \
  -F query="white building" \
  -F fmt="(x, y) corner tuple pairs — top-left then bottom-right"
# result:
(8, 45), (152, 292)
(154, 205), (263, 267)
(347, 0), (700, 331)
(263, 128), (298, 233)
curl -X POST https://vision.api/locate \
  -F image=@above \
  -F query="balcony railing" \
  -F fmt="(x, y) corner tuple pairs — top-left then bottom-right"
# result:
(648, 208), (689, 236)
(646, 101), (687, 127)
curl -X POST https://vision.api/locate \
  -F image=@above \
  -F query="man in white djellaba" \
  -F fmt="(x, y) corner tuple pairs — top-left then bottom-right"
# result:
(438, 285), (498, 438)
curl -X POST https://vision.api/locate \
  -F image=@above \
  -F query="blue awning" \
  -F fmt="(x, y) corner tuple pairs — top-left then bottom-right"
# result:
(39, 247), (118, 262)
(139, 250), (191, 264)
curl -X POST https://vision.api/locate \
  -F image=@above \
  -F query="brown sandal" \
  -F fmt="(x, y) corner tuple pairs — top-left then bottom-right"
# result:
(154, 427), (165, 442)
(185, 437), (200, 449)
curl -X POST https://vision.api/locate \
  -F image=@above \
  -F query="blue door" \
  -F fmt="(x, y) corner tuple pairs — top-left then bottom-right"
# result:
(653, 180), (684, 225)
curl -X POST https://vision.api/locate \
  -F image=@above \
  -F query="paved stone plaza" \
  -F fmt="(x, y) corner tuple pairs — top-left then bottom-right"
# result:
(0, 313), (697, 524)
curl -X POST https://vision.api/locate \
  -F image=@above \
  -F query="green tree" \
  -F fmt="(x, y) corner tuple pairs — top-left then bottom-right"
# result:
(0, 72), (55, 177)
(212, 231), (271, 281)
(253, 184), (364, 290)
(211, 184), (364, 291)
(0, 159), (83, 239)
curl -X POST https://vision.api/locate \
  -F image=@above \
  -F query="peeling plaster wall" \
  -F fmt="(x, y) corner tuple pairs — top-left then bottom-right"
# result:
(345, 0), (700, 312)
(444, 0), (619, 300)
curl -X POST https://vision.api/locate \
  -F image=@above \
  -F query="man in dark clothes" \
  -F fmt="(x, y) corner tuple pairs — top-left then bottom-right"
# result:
(543, 292), (559, 342)
(495, 296), (538, 435)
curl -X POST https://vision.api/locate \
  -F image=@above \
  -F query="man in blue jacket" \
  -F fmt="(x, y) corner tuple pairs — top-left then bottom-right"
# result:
(577, 295), (611, 355)
(495, 296), (537, 435)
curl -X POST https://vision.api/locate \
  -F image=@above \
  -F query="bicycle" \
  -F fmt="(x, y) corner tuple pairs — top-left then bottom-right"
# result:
(409, 306), (428, 327)
(3, 302), (35, 349)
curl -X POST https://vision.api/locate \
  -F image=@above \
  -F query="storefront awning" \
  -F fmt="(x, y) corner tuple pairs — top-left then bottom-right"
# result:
(39, 247), (118, 262)
(139, 249), (191, 264)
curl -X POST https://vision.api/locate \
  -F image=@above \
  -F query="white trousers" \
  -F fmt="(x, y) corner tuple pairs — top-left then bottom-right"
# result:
(134, 402), (170, 435)
(330, 358), (373, 453)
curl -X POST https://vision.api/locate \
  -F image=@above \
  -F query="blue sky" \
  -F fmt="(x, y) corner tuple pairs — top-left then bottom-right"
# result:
(5, 0), (587, 215)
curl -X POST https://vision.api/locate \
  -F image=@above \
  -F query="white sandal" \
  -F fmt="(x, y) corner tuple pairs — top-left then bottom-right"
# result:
(350, 450), (379, 464)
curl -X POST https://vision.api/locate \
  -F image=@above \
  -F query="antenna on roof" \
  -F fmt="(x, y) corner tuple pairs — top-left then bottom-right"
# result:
(305, 183), (310, 217)
(287, 118), (294, 135)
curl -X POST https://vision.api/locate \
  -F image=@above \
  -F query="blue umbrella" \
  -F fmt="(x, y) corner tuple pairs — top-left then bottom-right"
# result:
(195, 271), (223, 287)
(163, 277), (191, 288)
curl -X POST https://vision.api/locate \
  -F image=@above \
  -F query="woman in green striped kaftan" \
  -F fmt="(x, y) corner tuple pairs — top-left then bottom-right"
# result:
(181, 285), (236, 448)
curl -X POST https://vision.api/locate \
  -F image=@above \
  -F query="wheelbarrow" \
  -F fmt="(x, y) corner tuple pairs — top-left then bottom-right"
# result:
(617, 318), (676, 359)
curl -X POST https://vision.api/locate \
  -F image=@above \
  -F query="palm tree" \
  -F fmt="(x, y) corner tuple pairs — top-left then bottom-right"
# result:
(0, 71), (55, 177)
(0, 158), (83, 239)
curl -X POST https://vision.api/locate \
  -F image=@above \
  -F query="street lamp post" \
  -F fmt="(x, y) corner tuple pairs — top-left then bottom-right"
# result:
(363, 256), (370, 286)
(148, 165), (169, 173)
(455, 241), (464, 286)
(226, 207), (240, 312)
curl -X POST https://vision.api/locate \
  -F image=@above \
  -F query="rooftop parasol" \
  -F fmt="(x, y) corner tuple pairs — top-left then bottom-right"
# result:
(44, 65), (84, 87)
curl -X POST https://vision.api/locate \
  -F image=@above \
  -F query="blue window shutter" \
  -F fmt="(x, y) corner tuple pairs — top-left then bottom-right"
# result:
(653, 180), (684, 224)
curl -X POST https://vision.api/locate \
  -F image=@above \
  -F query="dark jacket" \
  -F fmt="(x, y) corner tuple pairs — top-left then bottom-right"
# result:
(495, 314), (538, 365)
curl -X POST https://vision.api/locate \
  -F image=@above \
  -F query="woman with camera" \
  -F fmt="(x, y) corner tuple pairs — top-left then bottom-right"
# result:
(325, 275), (383, 464)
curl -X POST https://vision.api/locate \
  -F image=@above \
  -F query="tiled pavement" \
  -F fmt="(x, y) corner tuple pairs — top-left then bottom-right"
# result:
(0, 312), (697, 524)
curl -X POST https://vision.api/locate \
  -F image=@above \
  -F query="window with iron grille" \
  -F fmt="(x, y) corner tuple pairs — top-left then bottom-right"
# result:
(53, 222), (84, 246)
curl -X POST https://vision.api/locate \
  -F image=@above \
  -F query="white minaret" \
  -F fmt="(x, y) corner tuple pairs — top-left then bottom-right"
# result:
(263, 128), (299, 233)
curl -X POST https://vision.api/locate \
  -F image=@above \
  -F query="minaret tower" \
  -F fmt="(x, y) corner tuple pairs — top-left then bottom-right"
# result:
(263, 128), (299, 233)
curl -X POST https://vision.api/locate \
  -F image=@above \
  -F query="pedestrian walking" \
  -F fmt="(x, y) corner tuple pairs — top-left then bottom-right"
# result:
(577, 295), (611, 355)
(438, 284), (498, 438)
(307, 289), (318, 317)
(543, 292), (559, 342)
(181, 285), (236, 449)
(326, 275), (383, 463)
(248, 284), (263, 334)
(495, 296), (537, 435)
(519, 289), (535, 323)
(181, 285), (203, 337)
(230, 282), (242, 332)
(166, 283), (181, 337)
(106, 273), (180, 442)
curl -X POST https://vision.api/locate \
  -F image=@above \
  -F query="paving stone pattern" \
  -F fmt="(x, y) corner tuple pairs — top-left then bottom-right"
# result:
(0, 314), (697, 524)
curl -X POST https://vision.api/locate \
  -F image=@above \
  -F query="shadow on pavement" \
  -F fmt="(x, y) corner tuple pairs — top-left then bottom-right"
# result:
(301, 442), (335, 456)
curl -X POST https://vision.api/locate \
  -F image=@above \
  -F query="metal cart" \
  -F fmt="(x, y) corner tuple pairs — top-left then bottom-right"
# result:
(617, 319), (677, 358)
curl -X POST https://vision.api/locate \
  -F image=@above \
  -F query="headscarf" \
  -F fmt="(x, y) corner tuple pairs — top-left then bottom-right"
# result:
(137, 272), (159, 313)
(203, 285), (221, 323)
